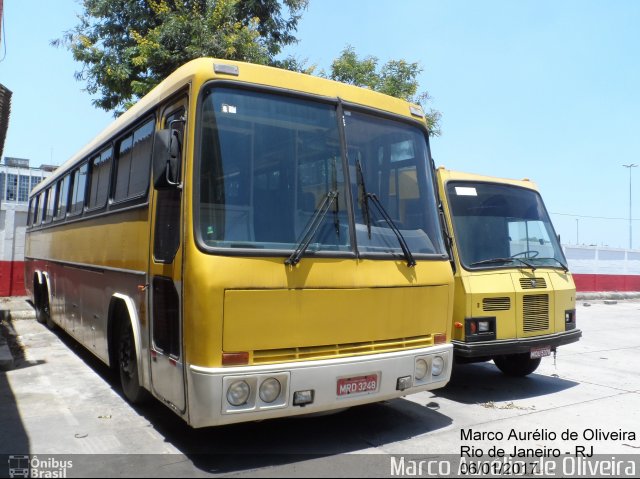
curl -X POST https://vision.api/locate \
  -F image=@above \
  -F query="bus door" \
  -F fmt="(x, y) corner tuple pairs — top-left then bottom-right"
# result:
(148, 97), (187, 413)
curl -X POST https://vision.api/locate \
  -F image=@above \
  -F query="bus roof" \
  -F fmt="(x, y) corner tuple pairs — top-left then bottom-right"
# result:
(436, 167), (539, 191)
(33, 58), (427, 196)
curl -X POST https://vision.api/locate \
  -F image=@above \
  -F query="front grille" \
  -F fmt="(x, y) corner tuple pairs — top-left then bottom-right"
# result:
(523, 294), (549, 332)
(520, 277), (547, 289)
(252, 335), (433, 365)
(483, 297), (511, 311)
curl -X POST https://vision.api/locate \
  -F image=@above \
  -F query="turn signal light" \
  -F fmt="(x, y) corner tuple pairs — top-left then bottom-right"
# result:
(222, 352), (249, 366)
(434, 333), (447, 344)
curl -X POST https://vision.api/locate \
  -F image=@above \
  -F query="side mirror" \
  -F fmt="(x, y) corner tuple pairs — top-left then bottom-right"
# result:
(153, 129), (182, 189)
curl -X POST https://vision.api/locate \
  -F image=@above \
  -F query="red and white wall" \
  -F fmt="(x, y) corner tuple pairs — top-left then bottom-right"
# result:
(0, 203), (27, 296)
(564, 245), (640, 292)
(0, 210), (637, 296)
(0, 160), (53, 296)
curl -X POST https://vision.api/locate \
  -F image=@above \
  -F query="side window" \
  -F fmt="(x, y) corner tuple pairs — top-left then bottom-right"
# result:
(36, 192), (44, 224)
(69, 163), (88, 216)
(154, 107), (185, 263)
(114, 134), (133, 201)
(27, 198), (34, 226)
(44, 187), (55, 223)
(55, 175), (70, 220)
(88, 148), (113, 209)
(114, 118), (154, 202)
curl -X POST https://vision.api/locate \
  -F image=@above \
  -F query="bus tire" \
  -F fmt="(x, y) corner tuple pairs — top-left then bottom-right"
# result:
(35, 282), (56, 330)
(116, 317), (148, 405)
(493, 353), (541, 377)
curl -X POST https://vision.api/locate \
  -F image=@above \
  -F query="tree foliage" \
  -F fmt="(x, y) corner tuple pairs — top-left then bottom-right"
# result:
(326, 46), (441, 136)
(54, 3), (441, 134)
(53, 0), (308, 113)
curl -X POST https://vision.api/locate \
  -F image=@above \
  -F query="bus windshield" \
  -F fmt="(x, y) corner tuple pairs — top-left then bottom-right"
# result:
(445, 181), (567, 270)
(198, 86), (444, 257)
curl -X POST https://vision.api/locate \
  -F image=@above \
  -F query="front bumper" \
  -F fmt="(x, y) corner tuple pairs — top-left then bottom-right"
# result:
(186, 344), (453, 428)
(452, 329), (582, 358)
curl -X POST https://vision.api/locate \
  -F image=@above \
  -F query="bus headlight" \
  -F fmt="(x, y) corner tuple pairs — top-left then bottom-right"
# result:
(259, 378), (282, 403)
(432, 356), (445, 377)
(227, 380), (251, 406)
(415, 358), (429, 380)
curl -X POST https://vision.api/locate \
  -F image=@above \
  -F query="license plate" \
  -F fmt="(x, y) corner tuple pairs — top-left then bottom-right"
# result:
(531, 346), (551, 359)
(337, 374), (379, 397)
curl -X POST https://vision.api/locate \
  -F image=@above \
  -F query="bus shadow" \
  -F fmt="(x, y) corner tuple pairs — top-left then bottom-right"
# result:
(434, 361), (579, 405)
(142, 394), (453, 474)
(48, 324), (453, 474)
(0, 312), (31, 460)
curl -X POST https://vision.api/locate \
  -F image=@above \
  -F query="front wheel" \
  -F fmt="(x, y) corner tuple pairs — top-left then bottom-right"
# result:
(493, 353), (541, 377)
(117, 319), (148, 404)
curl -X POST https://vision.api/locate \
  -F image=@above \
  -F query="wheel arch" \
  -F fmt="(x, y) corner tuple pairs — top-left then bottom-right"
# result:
(107, 293), (144, 388)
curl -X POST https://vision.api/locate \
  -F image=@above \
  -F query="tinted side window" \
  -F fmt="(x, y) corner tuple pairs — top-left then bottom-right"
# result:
(70, 163), (88, 215)
(115, 118), (154, 202)
(55, 176), (70, 220)
(36, 192), (44, 223)
(27, 198), (34, 226)
(88, 148), (113, 209)
(115, 135), (133, 202)
(44, 187), (55, 223)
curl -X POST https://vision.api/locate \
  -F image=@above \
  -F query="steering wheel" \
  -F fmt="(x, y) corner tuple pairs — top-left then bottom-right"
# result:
(511, 250), (539, 259)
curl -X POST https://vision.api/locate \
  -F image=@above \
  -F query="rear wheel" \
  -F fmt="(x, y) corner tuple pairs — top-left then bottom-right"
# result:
(493, 353), (541, 377)
(35, 283), (55, 330)
(116, 319), (148, 404)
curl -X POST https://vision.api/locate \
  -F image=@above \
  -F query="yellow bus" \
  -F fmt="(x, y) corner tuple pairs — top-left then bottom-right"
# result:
(437, 168), (581, 376)
(25, 58), (454, 427)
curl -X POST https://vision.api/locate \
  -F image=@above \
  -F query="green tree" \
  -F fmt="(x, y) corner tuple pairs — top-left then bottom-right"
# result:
(53, 0), (308, 113)
(326, 46), (441, 135)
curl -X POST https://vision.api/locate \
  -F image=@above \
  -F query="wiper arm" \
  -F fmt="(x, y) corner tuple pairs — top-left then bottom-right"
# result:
(367, 193), (417, 268)
(355, 158), (415, 267)
(285, 191), (338, 266)
(331, 157), (340, 238)
(537, 257), (570, 273)
(470, 257), (536, 271)
(355, 158), (372, 239)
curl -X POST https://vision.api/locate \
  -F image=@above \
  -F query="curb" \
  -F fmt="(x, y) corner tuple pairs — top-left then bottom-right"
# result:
(576, 292), (640, 301)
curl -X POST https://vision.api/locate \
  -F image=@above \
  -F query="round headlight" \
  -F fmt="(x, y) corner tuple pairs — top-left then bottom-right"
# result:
(432, 356), (445, 377)
(415, 358), (429, 380)
(259, 378), (282, 403)
(227, 380), (251, 406)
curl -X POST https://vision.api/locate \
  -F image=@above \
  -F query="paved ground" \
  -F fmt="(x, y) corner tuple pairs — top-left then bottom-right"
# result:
(0, 298), (638, 477)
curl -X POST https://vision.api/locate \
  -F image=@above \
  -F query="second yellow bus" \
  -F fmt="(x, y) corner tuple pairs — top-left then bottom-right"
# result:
(437, 168), (581, 376)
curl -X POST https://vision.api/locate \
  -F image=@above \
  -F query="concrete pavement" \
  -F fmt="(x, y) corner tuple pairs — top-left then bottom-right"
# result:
(0, 297), (638, 477)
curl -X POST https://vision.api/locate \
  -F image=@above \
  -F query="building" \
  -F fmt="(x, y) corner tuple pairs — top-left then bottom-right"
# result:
(0, 158), (54, 295)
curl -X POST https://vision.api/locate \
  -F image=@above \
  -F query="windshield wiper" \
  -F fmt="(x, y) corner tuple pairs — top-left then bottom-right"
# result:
(355, 158), (372, 239)
(470, 257), (536, 271)
(331, 157), (340, 238)
(537, 257), (570, 273)
(285, 191), (338, 266)
(355, 159), (416, 268)
(368, 194), (417, 267)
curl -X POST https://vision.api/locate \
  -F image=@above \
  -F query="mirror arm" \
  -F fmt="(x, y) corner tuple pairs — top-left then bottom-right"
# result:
(165, 160), (181, 188)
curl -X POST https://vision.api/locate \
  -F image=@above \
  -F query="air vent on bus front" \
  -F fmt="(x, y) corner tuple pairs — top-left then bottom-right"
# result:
(523, 294), (550, 332)
(482, 297), (511, 311)
(519, 277), (547, 289)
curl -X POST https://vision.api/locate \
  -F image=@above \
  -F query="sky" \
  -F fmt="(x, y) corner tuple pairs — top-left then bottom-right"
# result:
(1, 0), (640, 249)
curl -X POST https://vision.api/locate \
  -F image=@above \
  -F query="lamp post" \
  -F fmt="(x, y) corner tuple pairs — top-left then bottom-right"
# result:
(623, 164), (637, 250)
